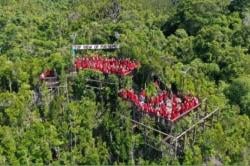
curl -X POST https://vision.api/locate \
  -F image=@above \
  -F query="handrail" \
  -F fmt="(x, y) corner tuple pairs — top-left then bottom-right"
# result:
(171, 97), (207, 122)
(170, 103), (201, 122)
(85, 78), (117, 85)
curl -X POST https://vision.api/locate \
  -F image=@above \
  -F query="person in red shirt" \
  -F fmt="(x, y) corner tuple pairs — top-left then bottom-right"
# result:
(127, 89), (133, 100)
(142, 103), (147, 113)
(155, 106), (161, 117)
(165, 98), (172, 115)
(176, 97), (182, 115)
(187, 96), (192, 110)
(194, 97), (199, 106)
(82, 57), (88, 68)
(74, 59), (81, 69)
(160, 103), (166, 117)
(148, 97), (153, 105)
(99, 61), (104, 71)
(134, 96), (140, 107)
(148, 104), (154, 115)
(95, 59), (100, 70)
(171, 95), (178, 119)
(155, 95), (161, 106)
(130, 90), (136, 102)
(138, 101), (144, 110)
(190, 97), (195, 108)
(159, 93), (164, 105)
(171, 106), (177, 120)
(124, 91), (129, 101)
(139, 89), (146, 103)
(110, 63), (115, 74)
(121, 67), (126, 76)
(125, 90), (130, 99)
(181, 100), (188, 114)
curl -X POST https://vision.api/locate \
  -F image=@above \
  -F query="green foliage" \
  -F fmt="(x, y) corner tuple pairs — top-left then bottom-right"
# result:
(145, 82), (158, 96)
(0, 0), (249, 165)
(225, 76), (250, 115)
(184, 145), (202, 165)
(229, 0), (250, 12)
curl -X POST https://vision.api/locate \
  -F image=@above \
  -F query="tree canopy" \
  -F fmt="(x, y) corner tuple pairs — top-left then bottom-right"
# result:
(0, 0), (249, 165)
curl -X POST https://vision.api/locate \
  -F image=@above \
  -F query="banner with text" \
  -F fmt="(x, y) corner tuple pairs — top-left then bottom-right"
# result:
(72, 44), (119, 50)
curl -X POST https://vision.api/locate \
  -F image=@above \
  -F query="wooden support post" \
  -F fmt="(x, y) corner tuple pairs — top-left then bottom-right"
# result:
(132, 108), (135, 120)
(120, 114), (175, 139)
(180, 136), (185, 154)
(100, 81), (104, 112)
(211, 114), (214, 126)
(205, 123), (212, 127)
(217, 109), (220, 121)
(118, 76), (121, 89)
(161, 148), (164, 158)
(173, 108), (219, 142)
(204, 100), (208, 117)
(198, 122), (203, 133)
(183, 133), (187, 151)
(174, 139), (178, 159)
(202, 120), (205, 131)
(138, 110), (144, 121)
(130, 113), (135, 165)
(143, 116), (147, 142)
(169, 121), (174, 136)
(192, 127), (196, 145)
(130, 142), (134, 165)
(197, 100), (205, 120)
(186, 130), (190, 145)
(66, 81), (69, 103)
(196, 108), (200, 121)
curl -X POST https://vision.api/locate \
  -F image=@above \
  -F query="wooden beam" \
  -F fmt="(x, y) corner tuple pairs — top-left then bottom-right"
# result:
(85, 78), (117, 85)
(173, 108), (219, 141)
(174, 140), (178, 159)
(144, 143), (163, 152)
(163, 135), (173, 143)
(192, 127), (196, 145)
(120, 115), (175, 139)
(171, 103), (201, 122)
(141, 98), (208, 123)
(85, 85), (104, 90)
(143, 134), (172, 148)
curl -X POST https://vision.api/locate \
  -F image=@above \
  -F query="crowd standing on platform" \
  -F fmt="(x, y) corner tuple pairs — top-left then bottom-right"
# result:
(74, 56), (139, 76)
(40, 56), (199, 121)
(118, 89), (199, 121)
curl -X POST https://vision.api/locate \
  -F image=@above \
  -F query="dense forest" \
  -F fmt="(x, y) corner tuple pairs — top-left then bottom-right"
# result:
(0, 0), (250, 165)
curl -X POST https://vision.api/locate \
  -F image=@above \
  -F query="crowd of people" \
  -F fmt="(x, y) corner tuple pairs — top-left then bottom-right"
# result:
(74, 56), (139, 76)
(118, 89), (199, 121)
(40, 57), (199, 122)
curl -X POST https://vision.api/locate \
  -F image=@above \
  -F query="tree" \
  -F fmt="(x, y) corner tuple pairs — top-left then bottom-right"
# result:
(226, 76), (250, 116)
(229, 0), (250, 13)
(163, 0), (231, 36)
